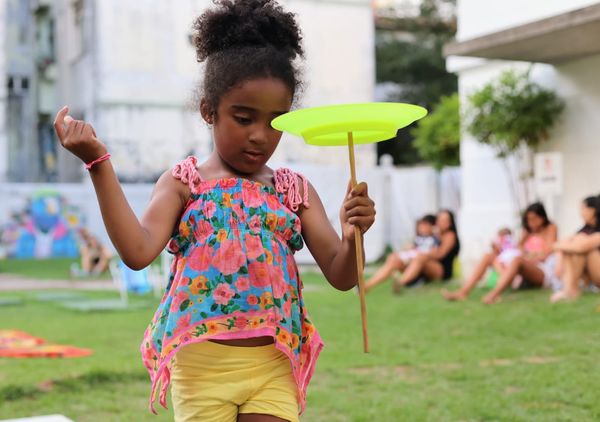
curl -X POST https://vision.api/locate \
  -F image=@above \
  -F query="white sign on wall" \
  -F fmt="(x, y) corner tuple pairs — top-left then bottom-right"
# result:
(535, 152), (563, 196)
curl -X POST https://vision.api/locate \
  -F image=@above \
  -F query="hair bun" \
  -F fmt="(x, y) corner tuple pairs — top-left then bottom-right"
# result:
(193, 0), (304, 62)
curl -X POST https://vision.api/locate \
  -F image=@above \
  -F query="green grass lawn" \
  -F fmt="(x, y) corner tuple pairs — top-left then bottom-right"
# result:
(0, 258), (111, 280)
(1, 272), (600, 421)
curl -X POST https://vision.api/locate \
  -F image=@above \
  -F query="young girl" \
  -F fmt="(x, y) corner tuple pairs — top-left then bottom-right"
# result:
(52, 1), (376, 421)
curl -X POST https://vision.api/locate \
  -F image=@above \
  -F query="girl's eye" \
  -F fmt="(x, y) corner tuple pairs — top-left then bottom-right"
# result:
(234, 116), (252, 125)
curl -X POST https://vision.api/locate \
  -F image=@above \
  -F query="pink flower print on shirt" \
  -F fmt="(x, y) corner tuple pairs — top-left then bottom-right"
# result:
(188, 245), (212, 272)
(283, 298), (292, 318)
(220, 178), (239, 189)
(248, 215), (262, 234)
(213, 283), (235, 306)
(242, 181), (264, 208)
(235, 315), (248, 330)
(271, 266), (287, 299)
(202, 201), (216, 219)
(249, 260), (271, 288)
(244, 233), (264, 260)
(171, 291), (189, 312)
(271, 239), (282, 263)
(277, 216), (287, 229)
(266, 194), (282, 211)
(234, 276), (250, 292)
(175, 313), (192, 334)
(193, 219), (214, 243)
(287, 257), (298, 280)
(212, 239), (245, 275)
(231, 202), (247, 224)
(293, 218), (302, 233)
(247, 294), (259, 306)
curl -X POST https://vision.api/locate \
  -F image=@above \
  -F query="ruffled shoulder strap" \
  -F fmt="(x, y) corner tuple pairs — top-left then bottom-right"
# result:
(172, 156), (202, 194)
(273, 168), (310, 212)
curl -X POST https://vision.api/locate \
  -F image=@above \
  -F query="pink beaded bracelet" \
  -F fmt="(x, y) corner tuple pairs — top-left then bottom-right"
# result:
(85, 153), (111, 170)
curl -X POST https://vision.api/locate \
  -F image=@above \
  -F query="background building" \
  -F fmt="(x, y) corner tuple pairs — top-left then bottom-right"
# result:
(446, 0), (600, 266)
(0, 0), (376, 183)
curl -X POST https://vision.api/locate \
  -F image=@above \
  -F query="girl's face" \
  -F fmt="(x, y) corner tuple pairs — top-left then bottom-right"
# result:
(436, 212), (451, 232)
(204, 78), (293, 175)
(581, 202), (596, 226)
(526, 211), (544, 232)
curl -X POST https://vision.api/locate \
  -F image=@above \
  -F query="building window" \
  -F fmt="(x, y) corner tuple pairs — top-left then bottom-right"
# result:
(34, 5), (56, 66)
(72, 0), (86, 58)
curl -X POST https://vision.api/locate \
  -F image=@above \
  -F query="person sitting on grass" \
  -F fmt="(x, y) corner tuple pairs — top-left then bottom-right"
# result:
(443, 226), (521, 301)
(71, 228), (112, 277)
(551, 194), (600, 302)
(365, 214), (439, 293)
(390, 209), (460, 294)
(444, 202), (558, 304)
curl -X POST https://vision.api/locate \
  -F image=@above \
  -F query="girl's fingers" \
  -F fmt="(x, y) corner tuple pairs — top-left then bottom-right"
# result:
(64, 115), (74, 125)
(344, 196), (375, 210)
(345, 205), (376, 218)
(350, 182), (368, 197)
(75, 120), (85, 137)
(348, 216), (374, 232)
(64, 118), (76, 139)
(53, 106), (69, 140)
(70, 121), (80, 138)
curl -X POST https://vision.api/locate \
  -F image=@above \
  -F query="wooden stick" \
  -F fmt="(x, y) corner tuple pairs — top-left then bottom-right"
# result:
(347, 132), (369, 353)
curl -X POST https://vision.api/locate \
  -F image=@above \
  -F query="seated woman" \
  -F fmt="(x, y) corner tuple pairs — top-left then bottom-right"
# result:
(364, 215), (438, 293)
(391, 209), (460, 293)
(551, 195), (600, 302)
(444, 202), (558, 303)
(76, 228), (112, 276)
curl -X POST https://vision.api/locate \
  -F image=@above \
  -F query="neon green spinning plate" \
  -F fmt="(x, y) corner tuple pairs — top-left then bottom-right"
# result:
(271, 102), (427, 146)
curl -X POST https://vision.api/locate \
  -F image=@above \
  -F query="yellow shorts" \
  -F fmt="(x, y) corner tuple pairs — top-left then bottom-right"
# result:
(171, 340), (299, 422)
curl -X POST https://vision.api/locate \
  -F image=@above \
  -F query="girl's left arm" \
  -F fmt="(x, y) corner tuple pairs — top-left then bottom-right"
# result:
(299, 181), (375, 291)
(554, 232), (600, 254)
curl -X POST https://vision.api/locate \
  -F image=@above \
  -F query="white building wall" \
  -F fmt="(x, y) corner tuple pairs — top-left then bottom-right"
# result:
(274, 0), (376, 166)
(93, 0), (210, 180)
(456, 0), (600, 40)
(450, 0), (600, 271)
(0, 0), (375, 181)
(91, 0), (375, 180)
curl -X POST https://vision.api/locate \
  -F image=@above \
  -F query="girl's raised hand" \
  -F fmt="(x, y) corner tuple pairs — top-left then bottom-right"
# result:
(340, 181), (376, 241)
(53, 106), (107, 164)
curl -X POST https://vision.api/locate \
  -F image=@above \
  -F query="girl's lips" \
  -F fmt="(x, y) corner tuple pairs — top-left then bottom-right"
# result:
(243, 151), (264, 162)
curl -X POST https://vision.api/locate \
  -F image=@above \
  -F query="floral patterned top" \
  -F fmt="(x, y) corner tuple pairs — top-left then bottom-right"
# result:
(141, 156), (324, 414)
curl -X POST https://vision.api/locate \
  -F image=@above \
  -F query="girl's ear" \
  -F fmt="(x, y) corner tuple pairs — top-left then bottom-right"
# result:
(200, 99), (214, 124)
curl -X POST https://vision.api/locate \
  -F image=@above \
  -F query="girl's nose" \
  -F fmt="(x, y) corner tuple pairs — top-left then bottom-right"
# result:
(249, 125), (269, 145)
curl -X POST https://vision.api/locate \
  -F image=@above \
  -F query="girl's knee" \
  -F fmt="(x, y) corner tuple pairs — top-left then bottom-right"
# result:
(413, 254), (429, 265)
(508, 255), (524, 270)
(386, 253), (399, 265)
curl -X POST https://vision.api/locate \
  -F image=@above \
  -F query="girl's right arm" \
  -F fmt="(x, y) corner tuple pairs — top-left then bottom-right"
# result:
(54, 107), (187, 269)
